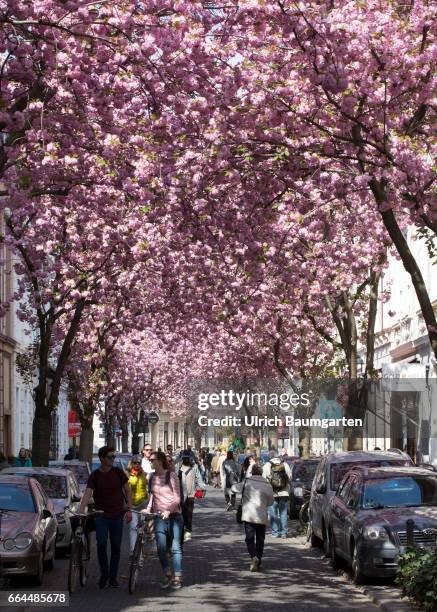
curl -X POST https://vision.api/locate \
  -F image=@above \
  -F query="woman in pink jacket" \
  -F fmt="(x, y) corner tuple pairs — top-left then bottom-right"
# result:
(145, 451), (183, 589)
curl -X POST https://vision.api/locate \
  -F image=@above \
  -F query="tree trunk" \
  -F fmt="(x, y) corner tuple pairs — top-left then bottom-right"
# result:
(79, 421), (94, 463)
(32, 389), (51, 466)
(131, 431), (140, 455)
(298, 427), (311, 458)
(379, 207), (437, 358)
(121, 429), (129, 453)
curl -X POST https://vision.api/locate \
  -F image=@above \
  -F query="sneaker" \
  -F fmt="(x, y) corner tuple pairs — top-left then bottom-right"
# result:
(172, 578), (183, 589)
(108, 578), (119, 588)
(99, 576), (108, 589)
(184, 531), (192, 542)
(281, 534), (288, 539)
(250, 558), (259, 572)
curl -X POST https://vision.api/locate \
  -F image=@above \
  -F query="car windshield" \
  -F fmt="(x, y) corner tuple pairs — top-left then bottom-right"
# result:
(292, 462), (319, 482)
(63, 465), (88, 483)
(0, 483), (35, 512)
(330, 460), (408, 490)
(31, 475), (68, 499)
(362, 476), (437, 509)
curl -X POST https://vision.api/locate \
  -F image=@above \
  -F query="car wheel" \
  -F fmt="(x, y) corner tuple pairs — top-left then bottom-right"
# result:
(44, 539), (56, 571)
(322, 523), (330, 556)
(31, 552), (44, 586)
(351, 542), (365, 585)
(329, 529), (342, 569)
(309, 517), (322, 548)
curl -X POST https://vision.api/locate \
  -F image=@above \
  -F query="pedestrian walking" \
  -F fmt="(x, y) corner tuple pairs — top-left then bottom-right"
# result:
(14, 448), (32, 467)
(141, 443), (154, 478)
(210, 450), (221, 488)
(79, 446), (133, 589)
(232, 464), (274, 571)
(262, 455), (291, 538)
(221, 451), (241, 510)
(126, 455), (148, 556)
(178, 450), (205, 541)
(240, 455), (257, 481)
(145, 451), (184, 589)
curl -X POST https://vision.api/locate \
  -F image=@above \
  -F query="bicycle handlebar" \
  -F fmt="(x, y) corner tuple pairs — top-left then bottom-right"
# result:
(70, 510), (104, 519)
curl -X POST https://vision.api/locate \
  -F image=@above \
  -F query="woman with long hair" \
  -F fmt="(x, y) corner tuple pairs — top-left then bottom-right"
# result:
(127, 455), (148, 556)
(144, 451), (183, 589)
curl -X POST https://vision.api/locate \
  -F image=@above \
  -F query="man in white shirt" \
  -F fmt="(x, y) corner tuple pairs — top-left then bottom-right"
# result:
(141, 444), (154, 478)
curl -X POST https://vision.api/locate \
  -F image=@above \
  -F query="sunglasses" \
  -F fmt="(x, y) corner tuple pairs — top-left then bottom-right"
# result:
(150, 458), (158, 463)
(106, 453), (116, 459)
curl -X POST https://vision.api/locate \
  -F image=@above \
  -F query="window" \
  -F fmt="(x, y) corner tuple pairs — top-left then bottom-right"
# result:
(0, 483), (35, 513)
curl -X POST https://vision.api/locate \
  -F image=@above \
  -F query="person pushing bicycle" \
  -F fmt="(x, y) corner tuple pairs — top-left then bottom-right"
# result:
(79, 446), (132, 589)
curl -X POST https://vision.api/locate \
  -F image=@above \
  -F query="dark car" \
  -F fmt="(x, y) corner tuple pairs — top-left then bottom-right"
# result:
(0, 475), (57, 585)
(327, 466), (437, 584)
(288, 458), (320, 518)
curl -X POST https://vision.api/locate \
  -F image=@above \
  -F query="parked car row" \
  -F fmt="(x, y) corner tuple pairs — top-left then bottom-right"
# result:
(307, 450), (437, 583)
(0, 460), (94, 585)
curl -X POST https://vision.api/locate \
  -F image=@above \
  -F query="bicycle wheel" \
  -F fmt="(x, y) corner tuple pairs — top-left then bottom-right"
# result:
(68, 540), (81, 594)
(80, 535), (89, 587)
(128, 536), (143, 594)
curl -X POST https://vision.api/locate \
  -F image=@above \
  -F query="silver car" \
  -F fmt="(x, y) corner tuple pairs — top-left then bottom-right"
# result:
(0, 475), (57, 584)
(309, 450), (412, 552)
(2, 467), (81, 551)
(49, 461), (91, 495)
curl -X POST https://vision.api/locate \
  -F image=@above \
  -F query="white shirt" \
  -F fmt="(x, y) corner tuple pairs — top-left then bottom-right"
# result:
(141, 457), (154, 478)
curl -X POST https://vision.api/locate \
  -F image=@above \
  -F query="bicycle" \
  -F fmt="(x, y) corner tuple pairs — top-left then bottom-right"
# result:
(67, 510), (103, 594)
(129, 510), (158, 594)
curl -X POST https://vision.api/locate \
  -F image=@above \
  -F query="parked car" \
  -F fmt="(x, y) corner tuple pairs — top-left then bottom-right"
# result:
(326, 466), (437, 583)
(309, 450), (413, 552)
(91, 455), (127, 474)
(2, 467), (81, 551)
(288, 458), (320, 518)
(0, 475), (57, 584)
(49, 461), (91, 494)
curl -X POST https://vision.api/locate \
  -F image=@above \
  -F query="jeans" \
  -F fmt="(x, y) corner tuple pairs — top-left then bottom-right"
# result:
(95, 516), (123, 580)
(182, 498), (194, 533)
(268, 497), (289, 536)
(244, 522), (266, 561)
(154, 514), (183, 577)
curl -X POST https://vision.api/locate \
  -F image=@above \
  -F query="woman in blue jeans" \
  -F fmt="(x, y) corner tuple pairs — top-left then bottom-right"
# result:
(144, 451), (184, 589)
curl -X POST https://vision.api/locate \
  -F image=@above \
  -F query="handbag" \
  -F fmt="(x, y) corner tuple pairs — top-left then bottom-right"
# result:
(194, 488), (205, 499)
(236, 479), (247, 525)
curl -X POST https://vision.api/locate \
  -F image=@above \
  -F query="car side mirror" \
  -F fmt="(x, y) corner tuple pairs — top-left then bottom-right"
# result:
(347, 499), (356, 509)
(71, 494), (81, 503)
(42, 509), (53, 519)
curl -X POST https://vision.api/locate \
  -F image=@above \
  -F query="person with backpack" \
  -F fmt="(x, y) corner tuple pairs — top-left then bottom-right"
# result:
(144, 451), (184, 589)
(79, 446), (133, 588)
(221, 450), (241, 510)
(262, 455), (291, 538)
(178, 450), (205, 541)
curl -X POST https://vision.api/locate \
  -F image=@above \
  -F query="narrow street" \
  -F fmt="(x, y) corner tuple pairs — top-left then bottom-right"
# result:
(9, 489), (383, 612)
